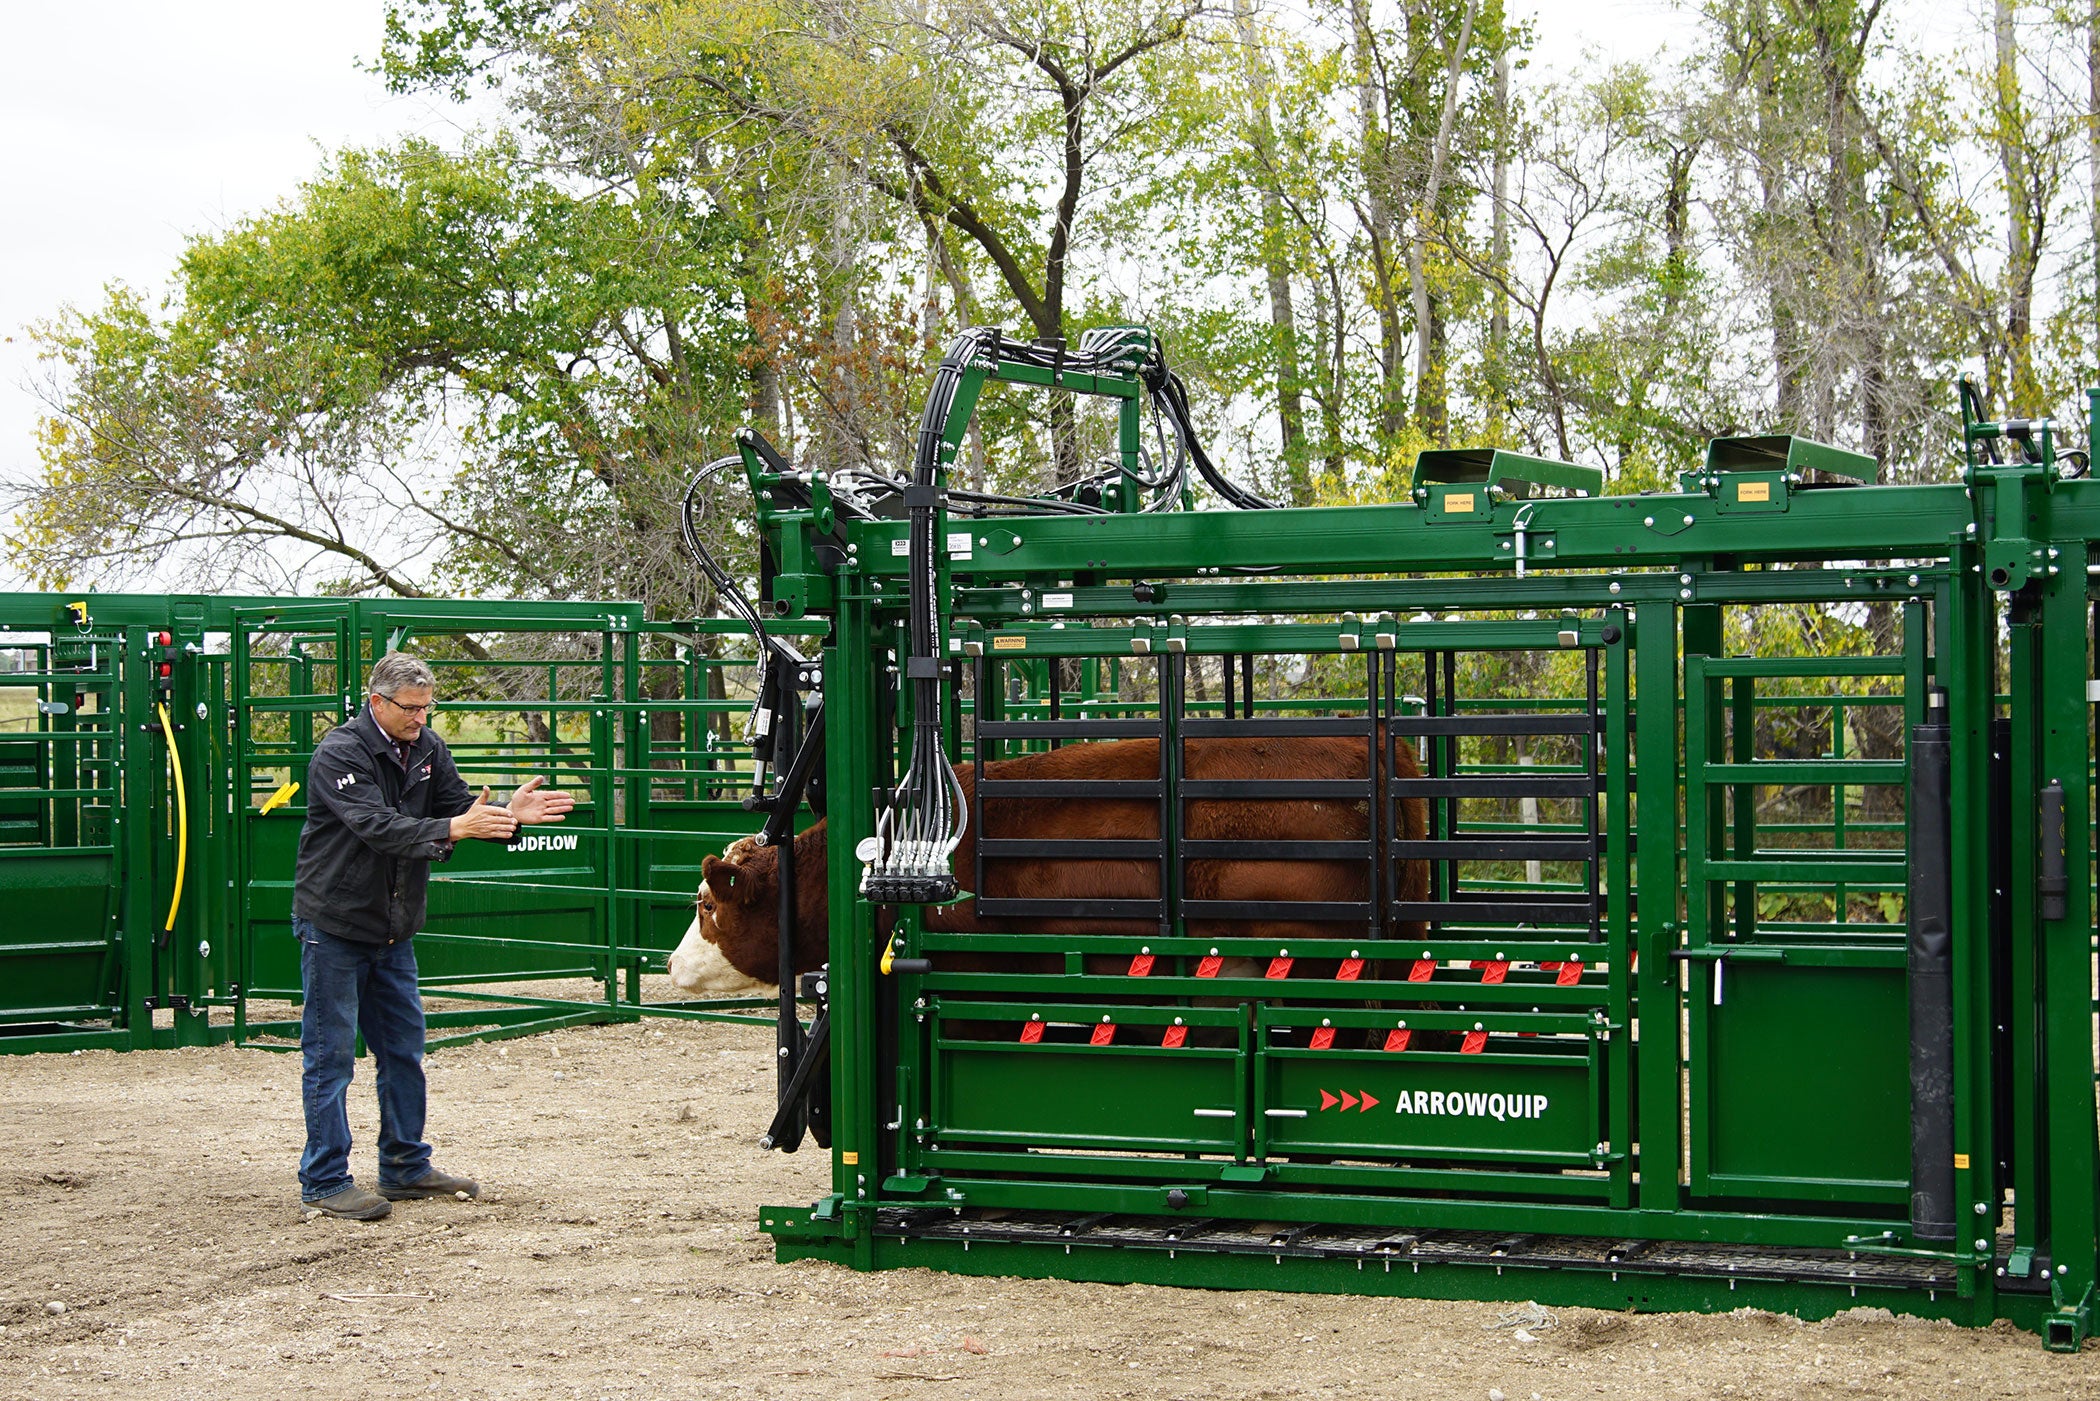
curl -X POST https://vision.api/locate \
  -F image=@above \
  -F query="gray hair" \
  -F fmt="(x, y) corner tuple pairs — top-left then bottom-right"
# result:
(369, 651), (437, 698)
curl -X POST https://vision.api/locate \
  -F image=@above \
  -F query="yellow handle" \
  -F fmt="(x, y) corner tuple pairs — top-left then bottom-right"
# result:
(157, 703), (188, 934)
(880, 936), (897, 976)
(259, 780), (300, 815)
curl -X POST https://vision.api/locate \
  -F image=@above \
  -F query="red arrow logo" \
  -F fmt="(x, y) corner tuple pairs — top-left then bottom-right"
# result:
(1319, 1089), (1338, 1111)
(1340, 1091), (1359, 1111)
(1358, 1091), (1380, 1112)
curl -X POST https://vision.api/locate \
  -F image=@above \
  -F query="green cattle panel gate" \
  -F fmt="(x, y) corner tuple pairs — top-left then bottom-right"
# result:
(740, 349), (2100, 1347)
(0, 593), (802, 1053)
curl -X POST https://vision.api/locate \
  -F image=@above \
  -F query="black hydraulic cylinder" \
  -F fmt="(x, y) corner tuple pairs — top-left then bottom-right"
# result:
(1907, 692), (1956, 1243)
(771, 699), (808, 1154)
(2038, 780), (2067, 921)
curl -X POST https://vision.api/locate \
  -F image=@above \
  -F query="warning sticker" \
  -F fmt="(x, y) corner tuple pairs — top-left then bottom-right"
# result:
(991, 635), (1028, 651)
(1041, 592), (1075, 609)
(890, 538), (910, 556)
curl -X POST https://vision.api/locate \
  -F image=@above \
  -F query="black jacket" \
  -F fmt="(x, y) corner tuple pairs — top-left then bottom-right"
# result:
(292, 706), (490, 944)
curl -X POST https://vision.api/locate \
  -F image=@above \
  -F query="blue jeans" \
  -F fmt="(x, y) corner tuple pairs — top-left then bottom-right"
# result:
(295, 917), (432, 1200)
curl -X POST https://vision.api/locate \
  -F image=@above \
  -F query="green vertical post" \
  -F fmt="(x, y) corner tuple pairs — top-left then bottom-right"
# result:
(619, 621), (645, 1009)
(118, 624), (158, 1049)
(231, 623), (254, 1041)
(2038, 565), (2096, 1330)
(2006, 596), (2044, 1268)
(1605, 612), (1634, 1211)
(827, 593), (880, 1264)
(1831, 695), (1849, 916)
(1729, 670), (1755, 939)
(1634, 602), (1684, 1212)
(592, 647), (616, 1001)
(1939, 556), (1996, 1303)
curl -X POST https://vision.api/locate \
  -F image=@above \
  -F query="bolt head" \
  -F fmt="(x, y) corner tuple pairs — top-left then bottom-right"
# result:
(1974, 1238), (1991, 1251)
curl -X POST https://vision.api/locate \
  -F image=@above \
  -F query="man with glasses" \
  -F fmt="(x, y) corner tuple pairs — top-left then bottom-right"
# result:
(292, 650), (575, 1220)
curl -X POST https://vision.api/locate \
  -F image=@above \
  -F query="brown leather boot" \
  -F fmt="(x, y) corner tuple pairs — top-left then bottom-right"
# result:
(379, 1168), (480, 1201)
(307, 1184), (392, 1220)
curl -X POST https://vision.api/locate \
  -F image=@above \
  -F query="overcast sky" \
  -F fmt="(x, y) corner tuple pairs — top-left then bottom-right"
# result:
(0, 0), (1697, 592)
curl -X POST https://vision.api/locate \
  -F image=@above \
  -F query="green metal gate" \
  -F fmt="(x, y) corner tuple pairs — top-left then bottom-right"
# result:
(0, 592), (803, 1052)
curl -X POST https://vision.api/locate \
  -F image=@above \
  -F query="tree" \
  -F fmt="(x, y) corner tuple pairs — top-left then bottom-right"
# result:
(13, 139), (752, 611)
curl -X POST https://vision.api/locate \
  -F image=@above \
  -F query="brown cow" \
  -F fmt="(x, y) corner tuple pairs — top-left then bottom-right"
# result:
(666, 734), (1429, 995)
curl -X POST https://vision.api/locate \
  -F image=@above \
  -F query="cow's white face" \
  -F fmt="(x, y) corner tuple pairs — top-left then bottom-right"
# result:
(665, 881), (778, 997)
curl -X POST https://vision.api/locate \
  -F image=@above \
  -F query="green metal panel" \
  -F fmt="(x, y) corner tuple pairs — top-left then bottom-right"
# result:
(932, 1037), (1243, 1154)
(1258, 1040), (1600, 1168)
(1692, 961), (1910, 1204)
(0, 593), (797, 1053)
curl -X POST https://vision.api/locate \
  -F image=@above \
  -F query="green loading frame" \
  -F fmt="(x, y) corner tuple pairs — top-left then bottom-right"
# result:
(747, 370), (2100, 1347)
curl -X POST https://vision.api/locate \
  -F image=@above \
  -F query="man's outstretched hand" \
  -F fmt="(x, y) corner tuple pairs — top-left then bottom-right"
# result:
(507, 776), (576, 826)
(451, 787), (519, 842)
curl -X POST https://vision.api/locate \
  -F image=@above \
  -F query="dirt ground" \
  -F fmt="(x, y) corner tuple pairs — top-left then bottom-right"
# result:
(3, 983), (2094, 1401)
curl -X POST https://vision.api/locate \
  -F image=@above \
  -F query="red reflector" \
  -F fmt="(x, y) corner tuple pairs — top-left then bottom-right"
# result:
(1557, 958), (1583, 986)
(1161, 1024), (1187, 1049)
(1089, 1023), (1117, 1047)
(1265, 956), (1293, 980)
(1337, 957), (1364, 981)
(1018, 1021), (1044, 1044)
(1461, 1029), (1488, 1054)
(157, 632), (171, 646)
(1309, 1026), (1336, 1050)
(1127, 953), (1155, 977)
(1408, 959), (1435, 982)
(158, 663), (172, 678)
(1195, 954), (1223, 978)
(1473, 959), (1509, 984)
(1383, 1028), (1411, 1052)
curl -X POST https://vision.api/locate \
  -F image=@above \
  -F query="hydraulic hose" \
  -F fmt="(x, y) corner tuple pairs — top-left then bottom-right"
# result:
(156, 702), (188, 936)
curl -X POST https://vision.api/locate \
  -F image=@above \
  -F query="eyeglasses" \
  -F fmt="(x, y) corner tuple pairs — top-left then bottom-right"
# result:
(376, 695), (438, 718)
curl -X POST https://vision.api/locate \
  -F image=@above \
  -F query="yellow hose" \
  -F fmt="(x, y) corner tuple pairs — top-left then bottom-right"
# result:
(157, 702), (188, 934)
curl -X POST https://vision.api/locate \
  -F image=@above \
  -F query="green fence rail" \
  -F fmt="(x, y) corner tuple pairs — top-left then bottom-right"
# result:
(0, 593), (817, 1053)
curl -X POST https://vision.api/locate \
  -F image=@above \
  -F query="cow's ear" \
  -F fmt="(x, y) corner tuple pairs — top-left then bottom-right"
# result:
(703, 854), (748, 903)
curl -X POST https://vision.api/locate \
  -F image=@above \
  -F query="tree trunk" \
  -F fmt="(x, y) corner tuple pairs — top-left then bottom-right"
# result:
(1997, 0), (2036, 408)
(1235, 0), (1311, 502)
(1487, 34), (1510, 436)
(1310, 268), (1347, 484)
(1751, 0), (1805, 427)
(1407, 0), (1477, 446)
(1350, 0), (1407, 444)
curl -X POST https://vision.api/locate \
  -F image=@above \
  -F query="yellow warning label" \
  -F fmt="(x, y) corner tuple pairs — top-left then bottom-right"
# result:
(841, 1151), (860, 1165)
(1954, 1152), (1970, 1170)
(1736, 480), (1771, 502)
(991, 635), (1028, 651)
(1444, 491), (1476, 514)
